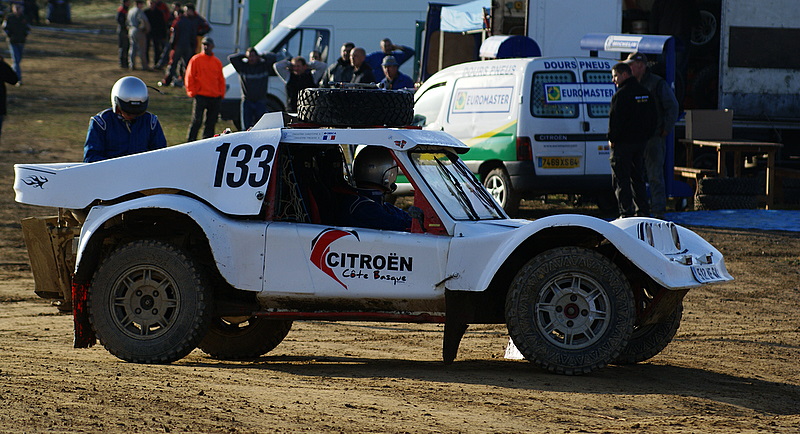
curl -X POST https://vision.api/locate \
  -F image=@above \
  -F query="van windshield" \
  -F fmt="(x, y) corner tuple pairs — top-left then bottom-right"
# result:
(410, 151), (504, 221)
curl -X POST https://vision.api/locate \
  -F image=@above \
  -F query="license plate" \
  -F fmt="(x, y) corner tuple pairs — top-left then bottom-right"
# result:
(691, 264), (727, 283)
(539, 156), (580, 169)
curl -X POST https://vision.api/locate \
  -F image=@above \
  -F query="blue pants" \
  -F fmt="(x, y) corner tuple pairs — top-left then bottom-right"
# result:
(9, 43), (23, 81)
(241, 99), (268, 130)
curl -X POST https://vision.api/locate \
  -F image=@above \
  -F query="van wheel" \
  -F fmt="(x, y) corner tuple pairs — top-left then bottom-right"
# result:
(505, 247), (635, 375)
(484, 167), (520, 216)
(297, 88), (414, 126)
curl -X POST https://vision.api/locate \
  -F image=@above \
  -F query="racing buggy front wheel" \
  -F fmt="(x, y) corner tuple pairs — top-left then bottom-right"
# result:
(199, 316), (293, 360)
(505, 247), (635, 375)
(88, 240), (213, 363)
(296, 88), (414, 126)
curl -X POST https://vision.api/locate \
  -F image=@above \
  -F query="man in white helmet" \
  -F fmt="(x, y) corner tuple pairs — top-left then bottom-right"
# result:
(83, 76), (167, 162)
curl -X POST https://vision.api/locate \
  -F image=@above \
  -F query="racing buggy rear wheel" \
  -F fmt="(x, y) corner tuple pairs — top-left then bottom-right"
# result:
(614, 302), (683, 364)
(88, 240), (213, 363)
(199, 316), (293, 359)
(505, 247), (635, 375)
(296, 88), (414, 126)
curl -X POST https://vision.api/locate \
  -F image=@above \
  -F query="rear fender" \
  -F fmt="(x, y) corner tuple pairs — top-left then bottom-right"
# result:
(75, 195), (266, 291)
(446, 215), (731, 292)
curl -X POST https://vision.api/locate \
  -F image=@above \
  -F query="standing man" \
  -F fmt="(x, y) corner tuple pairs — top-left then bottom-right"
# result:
(274, 56), (325, 112)
(379, 56), (414, 90)
(319, 42), (353, 87)
(626, 52), (679, 219)
(608, 62), (657, 219)
(160, 3), (207, 87)
(349, 47), (375, 84)
(115, 0), (130, 69)
(0, 54), (19, 142)
(229, 47), (276, 130)
(84, 76), (166, 162)
(126, 0), (150, 70)
(144, 0), (167, 70)
(2, 2), (30, 84)
(185, 36), (224, 141)
(365, 38), (414, 73)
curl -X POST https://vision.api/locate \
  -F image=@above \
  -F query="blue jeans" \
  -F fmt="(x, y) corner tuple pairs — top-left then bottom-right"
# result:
(644, 134), (667, 216)
(241, 99), (268, 130)
(9, 43), (23, 81)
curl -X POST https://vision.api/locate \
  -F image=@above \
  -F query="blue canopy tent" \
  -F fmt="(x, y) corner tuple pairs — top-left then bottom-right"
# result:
(580, 33), (693, 203)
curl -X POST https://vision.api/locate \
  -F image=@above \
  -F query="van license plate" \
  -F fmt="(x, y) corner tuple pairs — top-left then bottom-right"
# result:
(540, 157), (580, 169)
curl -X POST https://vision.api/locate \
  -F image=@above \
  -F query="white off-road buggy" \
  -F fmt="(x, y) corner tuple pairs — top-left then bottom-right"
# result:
(14, 89), (731, 375)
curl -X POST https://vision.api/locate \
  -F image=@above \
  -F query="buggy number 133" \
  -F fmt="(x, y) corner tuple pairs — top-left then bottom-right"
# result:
(214, 143), (276, 188)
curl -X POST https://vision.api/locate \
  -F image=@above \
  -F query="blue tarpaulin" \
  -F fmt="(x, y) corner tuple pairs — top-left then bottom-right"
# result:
(665, 210), (800, 232)
(440, 0), (490, 32)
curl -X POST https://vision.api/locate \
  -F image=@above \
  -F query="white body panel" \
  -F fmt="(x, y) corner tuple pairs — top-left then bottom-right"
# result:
(76, 195), (267, 291)
(14, 129), (283, 216)
(447, 215), (731, 292)
(264, 223), (450, 298)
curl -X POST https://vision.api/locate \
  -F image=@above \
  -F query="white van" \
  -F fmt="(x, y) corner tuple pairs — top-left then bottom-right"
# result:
(413, 57), (617, 215)
(213, 0), (473, 126)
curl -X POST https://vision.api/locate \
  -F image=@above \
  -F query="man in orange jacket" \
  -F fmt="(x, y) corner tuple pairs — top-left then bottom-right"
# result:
(185, 36), (224, 141)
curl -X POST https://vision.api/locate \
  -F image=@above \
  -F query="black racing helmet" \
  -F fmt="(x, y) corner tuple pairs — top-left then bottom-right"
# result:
(111, 76), (149, 115)
(353, 147), (398, 193)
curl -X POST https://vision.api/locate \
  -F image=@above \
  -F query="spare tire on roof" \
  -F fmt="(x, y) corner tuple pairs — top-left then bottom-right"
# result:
(296, 88), (414, 127)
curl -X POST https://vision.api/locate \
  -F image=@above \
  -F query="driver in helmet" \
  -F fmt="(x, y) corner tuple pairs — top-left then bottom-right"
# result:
(83, 76), (167, 162)
(325, 146), (411, 231)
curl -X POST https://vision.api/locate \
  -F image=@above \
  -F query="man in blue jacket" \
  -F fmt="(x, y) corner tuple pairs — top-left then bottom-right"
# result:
(84, 76), (167, 162)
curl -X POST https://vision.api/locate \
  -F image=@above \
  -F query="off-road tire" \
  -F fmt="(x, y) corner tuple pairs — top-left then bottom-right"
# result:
(88, 240), (213, 364)
(697, 177), (762, 196)
(199, 317), (292, 359)
(505, 247), (635, 375)
(483, 167), (520, 216)
(695, 194), (758, 210)
(297, 88), (414, 126)
(614, 302), (683, 364)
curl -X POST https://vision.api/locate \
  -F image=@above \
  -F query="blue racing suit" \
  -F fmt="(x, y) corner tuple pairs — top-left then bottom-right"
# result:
(83, 109), (167, 163)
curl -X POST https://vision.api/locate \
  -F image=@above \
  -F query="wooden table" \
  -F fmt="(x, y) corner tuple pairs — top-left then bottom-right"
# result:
(678, 139), (784, 209)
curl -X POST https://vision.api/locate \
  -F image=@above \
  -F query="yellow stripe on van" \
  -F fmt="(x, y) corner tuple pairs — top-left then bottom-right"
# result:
(462, 120), (517, 147)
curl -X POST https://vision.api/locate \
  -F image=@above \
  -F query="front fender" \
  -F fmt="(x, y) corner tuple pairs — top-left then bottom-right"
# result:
(446, 215), (732, 292)
(76, 195), (267, 291)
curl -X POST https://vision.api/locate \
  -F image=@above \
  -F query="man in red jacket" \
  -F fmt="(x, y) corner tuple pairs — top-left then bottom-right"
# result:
(184, 36), (224, 141)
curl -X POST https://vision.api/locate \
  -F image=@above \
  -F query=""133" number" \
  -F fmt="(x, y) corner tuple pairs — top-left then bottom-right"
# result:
(213, 142), (275, 188)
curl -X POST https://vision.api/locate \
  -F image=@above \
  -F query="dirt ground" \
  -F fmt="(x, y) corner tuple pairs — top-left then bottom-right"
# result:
(1, 11), (799, 434)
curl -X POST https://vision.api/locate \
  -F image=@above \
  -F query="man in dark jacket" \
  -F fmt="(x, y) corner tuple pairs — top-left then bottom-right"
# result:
(2, 3), (30, 83)
(116, 0), (130, 68)
(608, 62), (657, 218)
(626, 52), (679, 219)
(229, 47), (276, 129)
(349, 47), (375, 84)
(319, 42), (354, 87)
